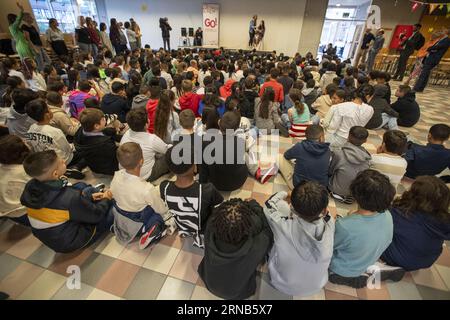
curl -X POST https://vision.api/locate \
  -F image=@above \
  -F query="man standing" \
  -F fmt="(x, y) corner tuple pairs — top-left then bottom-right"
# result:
(249, 15), (257, 47)
(21, 13), (51, 71)
(159, 17), (172, 51)
(354, 29), (375, 67)
(366, 29), (385, 72)
(414, 28), (450, 93)
(393, 24), (425, 81)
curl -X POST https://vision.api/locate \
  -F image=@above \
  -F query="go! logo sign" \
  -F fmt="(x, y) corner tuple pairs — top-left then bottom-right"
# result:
(205, 18), (218, 28)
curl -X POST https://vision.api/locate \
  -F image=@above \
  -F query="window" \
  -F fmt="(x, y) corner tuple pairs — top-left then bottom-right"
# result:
(30, 0), (99, 33)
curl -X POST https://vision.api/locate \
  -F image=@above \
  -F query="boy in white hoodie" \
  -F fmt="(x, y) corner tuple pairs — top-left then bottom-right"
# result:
(264, 181), (335, 297)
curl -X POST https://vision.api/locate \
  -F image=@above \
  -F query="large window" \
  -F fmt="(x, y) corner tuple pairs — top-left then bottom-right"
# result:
(30, 0), (99, 33)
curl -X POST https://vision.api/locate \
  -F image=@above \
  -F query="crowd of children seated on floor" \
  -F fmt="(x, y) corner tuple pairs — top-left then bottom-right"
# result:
(0, 45), (449, 300)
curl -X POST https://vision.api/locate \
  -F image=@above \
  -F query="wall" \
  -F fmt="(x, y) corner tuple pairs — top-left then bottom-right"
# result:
(372, 0), (425, 50)
(0, 0), (35, 35)
(104, 0), (307, 56)
(298, 0), (329, 55)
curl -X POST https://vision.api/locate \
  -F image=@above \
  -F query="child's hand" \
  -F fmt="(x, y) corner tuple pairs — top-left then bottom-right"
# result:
(91, 193), (104, 201)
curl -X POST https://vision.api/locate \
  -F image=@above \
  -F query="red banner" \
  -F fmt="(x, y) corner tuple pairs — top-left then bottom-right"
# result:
(389, 25), (415, 49)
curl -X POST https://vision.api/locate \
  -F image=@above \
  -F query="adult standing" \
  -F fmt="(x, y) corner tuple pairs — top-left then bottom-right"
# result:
(118, 22), (128, 51)
(21, 13), (51, 71)
(7, 2), (35, 61)
(75, 16), (93, 54)
(99, 22), (115, 55)
(354, 29), (375, 67)
(159, 18), (172, 51)
(194, 27), (203, 46)
(85, 17), (100, 57)
(393, 24), (425, 81)
(46, 18), (68, 57)
(110, 18), (126, 55)
(414, 28), (450, 93)
(366, 29), (385, 72)
(249, 15), (257, 47)
(130, 18), (142, 49)
(255, 20), (266, 50)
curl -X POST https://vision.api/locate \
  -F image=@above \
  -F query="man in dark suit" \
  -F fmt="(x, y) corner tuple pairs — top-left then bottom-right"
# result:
(393, 24), (425, 81)
(414, 28), (450, 92)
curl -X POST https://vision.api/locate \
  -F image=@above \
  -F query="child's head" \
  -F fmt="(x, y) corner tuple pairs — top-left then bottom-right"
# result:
(350, 169), (396, 213)
(212, 198), (258, 245)
(79, 108), (106, 133)
(325, 84), (337, 97)
(0, 135), (31, 165)
(126, 108), (148, 132)
(393, 176), (450, 222)
(381, 130), (407, 155)
(78, 80), (92, 93)
(291, 181), (329, 222)
(305, 125), (325, 143)
(270, 68), (279, 80)
(23, 150), (67, 181)
(181, 79), (193, 94)
(331, 89), (346, 105)
(84, 97), (100, 109)
(111, 81), (126, 96)
(165, 145), (196, 177)
(219, 111), (241, 133)
(179, 109), (196, 131)
(12, 88), (40, 114)
(25, 99), (53, 123)
(428, 124), (450, 144)
(139, 84), (151, 97)
(46, 91), (63, 107)
(306, 79), (315, 89)
(348, 126), (368, 146)
(117, 142), (143, 171)
(395, 85), (411, 98)
(332, 77), (341, 87)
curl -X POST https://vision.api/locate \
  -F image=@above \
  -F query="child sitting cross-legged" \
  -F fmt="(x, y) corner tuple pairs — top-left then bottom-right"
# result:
(110, 142), (171, 249)
(264, 181), (335, 297)
(198, 198), (274, 299)
(160, 145), (224, 248)
(20, 150), (113, 253)
(329, 169), (396, 289)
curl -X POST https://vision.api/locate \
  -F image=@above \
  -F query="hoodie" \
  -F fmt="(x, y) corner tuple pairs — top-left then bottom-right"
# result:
(6, 108), (36, 139)
(145, 98), (159, 133)
(198, 199), (274, 300)
(179, 92), (202, 117)
(101, 93), (130, 123)
(366, 84), (399, 129)
(381, 207), (450, 271)
(391, 91), (420, 127)
(49, 105), (80, 137)
(319, 71), (336, 92)
(131, 94), (150, 109)
(219, 79), (236, 99)
(73, 127), (119, 175)
(284, 139), (331, 188)
(68, 90), (95, 119)
(312, 94), (332, 119)
(264, 192), (335, 297)
(20, 179), (112, 253)
(328, 142), (372, 197)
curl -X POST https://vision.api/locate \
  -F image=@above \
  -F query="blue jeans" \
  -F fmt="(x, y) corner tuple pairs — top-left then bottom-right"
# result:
(34, 47), (51, 71)
(115, 205), (164, 236)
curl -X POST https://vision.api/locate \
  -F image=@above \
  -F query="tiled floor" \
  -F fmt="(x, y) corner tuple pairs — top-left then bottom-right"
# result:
(1, 83), (449, 300)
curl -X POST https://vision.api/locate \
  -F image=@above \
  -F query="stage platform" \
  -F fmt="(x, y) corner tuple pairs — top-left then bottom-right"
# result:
(177, 45), (274, 54)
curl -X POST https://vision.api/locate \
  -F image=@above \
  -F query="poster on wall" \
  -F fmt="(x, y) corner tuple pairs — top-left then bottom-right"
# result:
(202, 3), (220, 47)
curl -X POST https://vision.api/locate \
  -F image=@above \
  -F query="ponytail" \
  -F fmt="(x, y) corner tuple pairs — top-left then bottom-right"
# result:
(289, 88), (304, 115)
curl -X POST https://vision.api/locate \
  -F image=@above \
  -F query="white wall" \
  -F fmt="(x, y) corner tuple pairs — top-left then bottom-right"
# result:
(105, 0), (307, 56)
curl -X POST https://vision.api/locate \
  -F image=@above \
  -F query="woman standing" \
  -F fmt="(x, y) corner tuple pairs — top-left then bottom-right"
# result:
(85, 17), (100, 57)
(249, 15), (257, 47)
(46, 18), (68, 57)
(75, 16), (93, 54)
(109, 18), (124, 55)
(7, 2), (34, 60)
(130, 19), (142, 49)
(99, 22), (115, 55)
(255, 20), (265, 50)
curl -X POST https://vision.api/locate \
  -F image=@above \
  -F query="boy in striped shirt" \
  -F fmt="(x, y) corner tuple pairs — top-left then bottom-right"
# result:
(371, 130), (408, 190)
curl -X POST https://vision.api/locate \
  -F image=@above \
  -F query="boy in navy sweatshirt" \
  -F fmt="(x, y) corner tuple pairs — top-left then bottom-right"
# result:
(20, 150), (113, 253)
(280, 125), (331, 189)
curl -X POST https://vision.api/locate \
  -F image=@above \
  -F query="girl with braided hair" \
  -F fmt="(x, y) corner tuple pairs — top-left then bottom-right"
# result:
(198, 198), (274, 300)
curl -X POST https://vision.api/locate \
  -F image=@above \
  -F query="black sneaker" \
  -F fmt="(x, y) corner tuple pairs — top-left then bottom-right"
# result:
(330, 191), (354, 205)
(65, 168), (85, 180)
(329, 273), (369, 289)
(139, 223), (166, 250)
(371, 262), (406, 282)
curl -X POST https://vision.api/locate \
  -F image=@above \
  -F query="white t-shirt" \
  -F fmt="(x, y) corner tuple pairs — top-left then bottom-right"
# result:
(25, 123), (74, 164)
(126, 29), (137, 43)
(326, 101), (374, 140)
(120, 130), (169, 180)
(27, 72), (47, 92)
(371, 153), (407, 190)
(110, 169), (168, 213)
